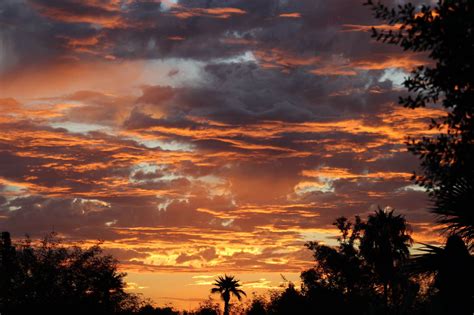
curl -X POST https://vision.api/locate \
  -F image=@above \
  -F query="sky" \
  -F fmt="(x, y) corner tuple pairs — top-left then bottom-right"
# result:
(0, 0), (442, 310)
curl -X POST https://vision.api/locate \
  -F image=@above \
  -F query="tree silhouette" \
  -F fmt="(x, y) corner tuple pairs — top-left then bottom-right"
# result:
(365, 0), (474, 244)
(0, 232), (19, 313)
(359, 208), (413, 307)
(211, 275), (246, 315)
(267, 282), (307, 315)
(0, 232), (138, 315)
(303, 215), (379, 314)
(436, 235), (473, 314)
(304, 216), (373, 298)
(245, 294), (267, 315)
(433, 176), (474, 242)
(138, 304), (180, 315)
(409, 235), (474, 314)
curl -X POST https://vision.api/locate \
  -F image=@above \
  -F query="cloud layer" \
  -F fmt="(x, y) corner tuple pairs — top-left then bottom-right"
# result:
(0, 0), (441, 274)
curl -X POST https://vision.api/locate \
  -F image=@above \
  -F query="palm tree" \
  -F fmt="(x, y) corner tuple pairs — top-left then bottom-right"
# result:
(359, 208), (413, 307)
(211, 275), (246, 315)
(432, 176), (474, 244)
(408, 235), (474, 315)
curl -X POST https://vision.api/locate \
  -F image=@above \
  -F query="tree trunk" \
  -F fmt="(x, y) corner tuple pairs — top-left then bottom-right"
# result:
(383, 282), (389, 310)
(224, 297), (230, 315)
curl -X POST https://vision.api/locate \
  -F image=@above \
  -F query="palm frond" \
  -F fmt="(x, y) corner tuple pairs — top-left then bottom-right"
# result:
(405, 243), (443, 276)
(230, 288), (247, 300)
(210, 274), (246, 301)
(210, 287), (222, 294)
(432, 176), (474, 242)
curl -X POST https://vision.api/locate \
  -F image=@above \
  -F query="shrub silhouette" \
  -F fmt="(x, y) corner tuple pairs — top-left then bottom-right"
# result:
(267, 282), (307, 315)
(0, 231), (138, 315)
(245, 294), (267, 315)
(137, 304), (180, 315)
(188, 297), (221, 315)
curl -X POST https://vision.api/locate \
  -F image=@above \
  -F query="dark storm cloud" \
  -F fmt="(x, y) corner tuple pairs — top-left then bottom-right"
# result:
(0, 0), (58, 74)
(129, 62), (399, 127)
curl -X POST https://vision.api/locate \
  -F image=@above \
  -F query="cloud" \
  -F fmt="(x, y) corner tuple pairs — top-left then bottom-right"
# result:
(0, 0), (440, 274)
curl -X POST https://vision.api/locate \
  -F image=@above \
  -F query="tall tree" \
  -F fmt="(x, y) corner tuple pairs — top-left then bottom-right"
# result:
(211, 275), (246, 315)
(303, 216), (379, 314)
(359, 208), (413, 306)
(304, 216), (370, 296)
(365, 0), (474, 242)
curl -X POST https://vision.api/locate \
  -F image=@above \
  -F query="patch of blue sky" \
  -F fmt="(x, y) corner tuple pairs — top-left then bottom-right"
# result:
(133, 138), (194, 152)
(50, 122), (112, 134)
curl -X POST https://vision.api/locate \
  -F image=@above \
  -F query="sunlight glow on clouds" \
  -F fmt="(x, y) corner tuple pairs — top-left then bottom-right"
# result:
(0, 0), (442, 306)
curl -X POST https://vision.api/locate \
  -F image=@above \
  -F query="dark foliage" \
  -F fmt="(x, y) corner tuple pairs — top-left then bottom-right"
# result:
(408, 235), (474, 315)
(266, 282), (307, 315)
(245, 294), (267, 315)
(0, 232), (139, 315)
(360, 208), (413, 307)
(296, 209), (445, 315)
(432, 176), (474, 241)
(185, 297), (221, 315)
(302, 215), (375, 314)
(365, 0), (474, 242)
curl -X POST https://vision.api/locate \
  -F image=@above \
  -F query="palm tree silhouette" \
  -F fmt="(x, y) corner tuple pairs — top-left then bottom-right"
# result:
(409, 235), (474, 315)
(360, 208), (412, 307)
(433, 176), (474, 243)
(211, 275), (246, 315)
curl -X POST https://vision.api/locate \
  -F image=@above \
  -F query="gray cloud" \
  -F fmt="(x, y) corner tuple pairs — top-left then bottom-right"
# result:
(0, 0), (438, 271)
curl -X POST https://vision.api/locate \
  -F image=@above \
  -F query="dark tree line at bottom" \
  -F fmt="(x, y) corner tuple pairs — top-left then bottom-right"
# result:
(1, 208), (472, 315)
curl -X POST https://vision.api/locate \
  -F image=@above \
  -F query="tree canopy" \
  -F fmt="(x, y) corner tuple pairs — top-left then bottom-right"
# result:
(0, 232), (138, 315)
(211, 275), (246, 315)
(365, 0), (474, 242)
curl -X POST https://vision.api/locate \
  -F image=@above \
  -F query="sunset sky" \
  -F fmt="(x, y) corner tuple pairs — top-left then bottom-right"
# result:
(0, 0), (442, 310)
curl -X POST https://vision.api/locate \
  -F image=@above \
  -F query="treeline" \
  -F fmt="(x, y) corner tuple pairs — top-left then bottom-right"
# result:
(241, 210), (473, 315)
(193, 209), (473, 315)
(0, 231), (138, 315)
(1, 208), (472, 315)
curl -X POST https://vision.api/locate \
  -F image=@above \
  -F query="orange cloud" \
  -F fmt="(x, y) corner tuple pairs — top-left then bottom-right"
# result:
(0, 60), (153, 98)
(31, 2), (124, 28)
(340, 23), (403, 32)
(168, 36), (186, 41)
(350, 54), (426, 71)
(0, 2), (445, 307)
(310, 66), (357, 76)
(279, 13), (302, 18)
(172, 7), (247, 19)
(300, 167), (411, 181)
(310, 53), (427, 76)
